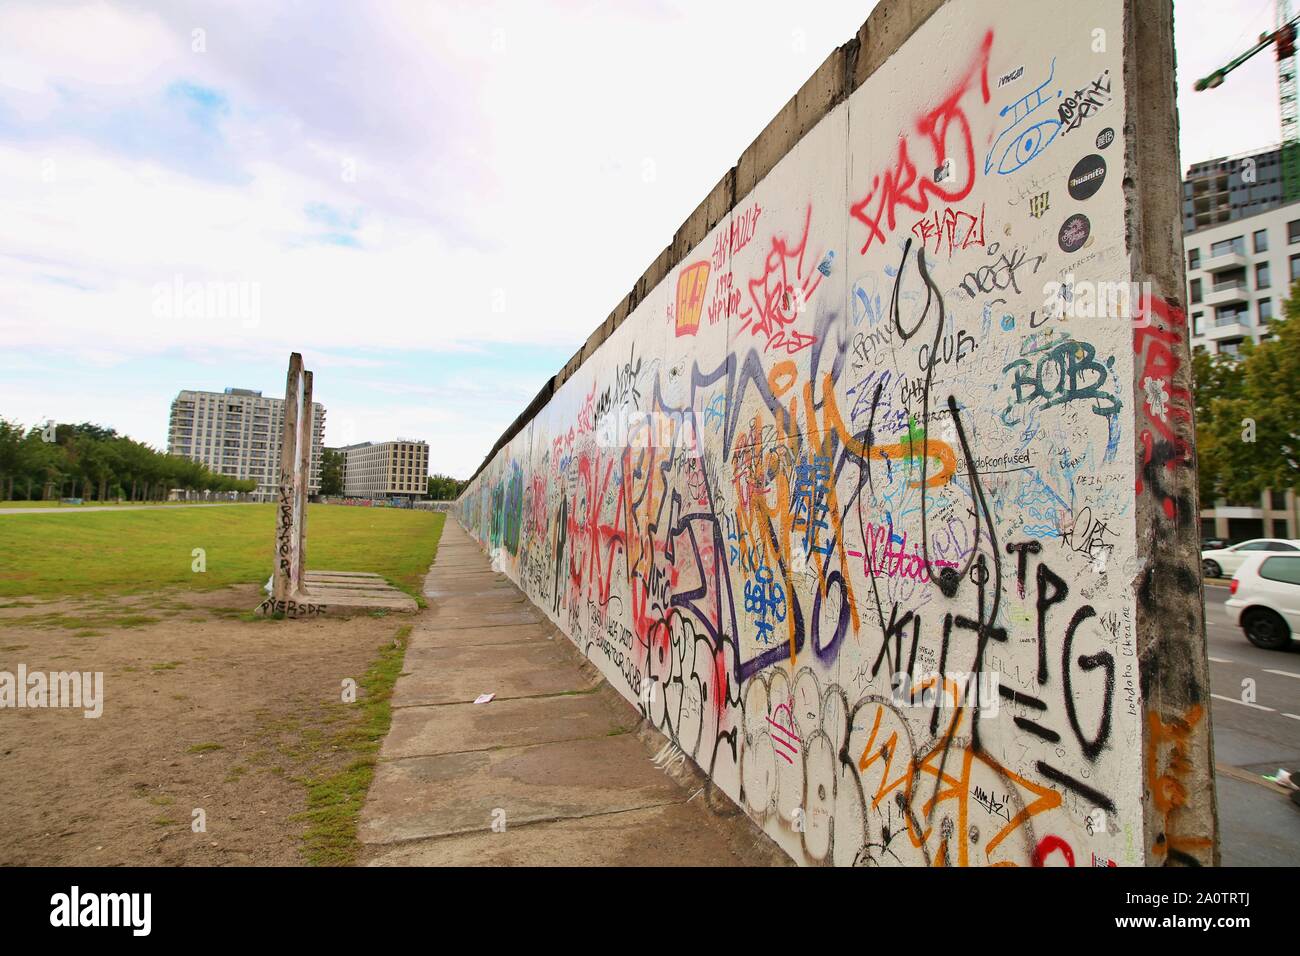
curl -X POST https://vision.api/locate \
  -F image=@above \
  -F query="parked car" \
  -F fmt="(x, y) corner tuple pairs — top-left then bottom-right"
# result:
(1225, 552), (1300, 650)
(1200, 538), (1300, 579)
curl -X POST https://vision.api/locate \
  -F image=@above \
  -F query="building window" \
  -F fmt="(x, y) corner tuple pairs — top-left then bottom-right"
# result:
(1291, 219), (1300, 243)
(1291, 254), (1300, 282)
(1260, 298), (1273, 323)
(1254, 228), (1269, 253)
(1188, 248), (1200, 270)
(1191, 311), (1203, 335)
(1215, 303), (1248, 326)
(1190, 278), (1202, 303)
(1256, 261), (1271, 289)
(1210, 236), (1245, 257)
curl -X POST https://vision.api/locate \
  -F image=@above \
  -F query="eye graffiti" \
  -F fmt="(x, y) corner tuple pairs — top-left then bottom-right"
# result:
(985, 59), (1062, 176)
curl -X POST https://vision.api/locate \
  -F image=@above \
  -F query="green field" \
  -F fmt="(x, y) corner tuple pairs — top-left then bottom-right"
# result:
(0, 504), (445, 600)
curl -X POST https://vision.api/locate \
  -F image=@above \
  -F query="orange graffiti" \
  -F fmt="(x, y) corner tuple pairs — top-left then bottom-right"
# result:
(674, 260), (711, 337)
(1146, 705), (1213, 865)
(857, 700), (1062, 866)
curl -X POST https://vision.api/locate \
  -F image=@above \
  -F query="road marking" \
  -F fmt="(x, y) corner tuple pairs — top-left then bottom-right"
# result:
(1264, 668), (1300, 680)
(1211, 693), (1275, 712)
(1285, 713), (1300, 722)
(1208, 656), (1234, 663)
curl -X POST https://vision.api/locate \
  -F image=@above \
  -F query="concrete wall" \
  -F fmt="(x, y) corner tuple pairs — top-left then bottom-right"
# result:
(457, 0), (1216, 866)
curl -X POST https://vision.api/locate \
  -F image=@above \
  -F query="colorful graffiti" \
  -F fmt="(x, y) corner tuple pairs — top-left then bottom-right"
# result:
(457, 0), (1206, 867)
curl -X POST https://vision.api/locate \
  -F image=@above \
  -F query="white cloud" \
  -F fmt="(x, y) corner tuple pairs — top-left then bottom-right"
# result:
(0, 0), (1284, 476)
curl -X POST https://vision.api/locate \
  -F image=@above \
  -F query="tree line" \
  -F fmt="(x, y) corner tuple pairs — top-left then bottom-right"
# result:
(316, 448), (464, 500)
(0, 420), (257, 501)
(426, 473), (466, 501)
(1195, 280), (1300, 507)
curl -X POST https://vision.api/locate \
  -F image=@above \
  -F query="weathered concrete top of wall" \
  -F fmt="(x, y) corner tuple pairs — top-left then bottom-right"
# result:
(468, 0), (947, 484)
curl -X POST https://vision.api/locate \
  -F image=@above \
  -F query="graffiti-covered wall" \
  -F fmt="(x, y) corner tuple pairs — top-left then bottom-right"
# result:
(458, 0), (1214, 866)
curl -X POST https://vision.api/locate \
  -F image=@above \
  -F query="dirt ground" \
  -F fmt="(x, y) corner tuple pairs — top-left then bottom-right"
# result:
(0, 585), (408, 865)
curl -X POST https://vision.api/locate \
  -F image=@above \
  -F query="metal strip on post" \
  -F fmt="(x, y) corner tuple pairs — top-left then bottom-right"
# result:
(295, 370), (314, 597)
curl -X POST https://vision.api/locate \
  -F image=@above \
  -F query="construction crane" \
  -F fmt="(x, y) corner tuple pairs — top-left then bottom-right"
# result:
(1195, 1), (1300, 200)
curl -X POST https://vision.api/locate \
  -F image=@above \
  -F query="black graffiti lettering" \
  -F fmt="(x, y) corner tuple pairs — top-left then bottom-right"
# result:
(1062, 604), (1113, 760)
(1035, 563), (1068, 685)
(1005, 540), (1042, 598)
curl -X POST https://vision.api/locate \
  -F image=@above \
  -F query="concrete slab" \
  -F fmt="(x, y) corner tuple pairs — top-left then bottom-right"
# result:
(255, 585), (417, 617)
(425, 584), (524, 601)
(382, 693), (629, 759)
(392, 643), (596, 706)
(424, 605), (545, 628)
(363, 802), (791, 866)
(407, 621), (559, 649)
(358, 517), (788, 867)
(427, 596), (530, 615)
(306, 583), (406, 597)
(357, 735), (685, 844)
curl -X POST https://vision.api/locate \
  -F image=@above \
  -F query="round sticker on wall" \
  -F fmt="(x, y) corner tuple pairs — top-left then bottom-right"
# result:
(1096, 127), (1115, 150)
(1068, 154), (1107, 200)
(1059, 213), (1091, 253)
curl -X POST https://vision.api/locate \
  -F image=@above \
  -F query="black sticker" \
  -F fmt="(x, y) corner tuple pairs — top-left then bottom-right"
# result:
(1096, 127), (1114, 150)
(1068, 154), (1107, 201)
(1059, 213), (1091, 253)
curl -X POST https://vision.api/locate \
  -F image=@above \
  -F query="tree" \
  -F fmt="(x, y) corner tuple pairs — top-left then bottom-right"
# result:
(1192, 345), (1244, 505)
(319, 449), (345, 496)
(1195, 279), (1300, 502)
(426, 473), (464, 501)
(0, 416), (258, 501)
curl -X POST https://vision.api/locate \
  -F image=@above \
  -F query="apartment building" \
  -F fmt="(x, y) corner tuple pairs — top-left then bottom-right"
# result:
(1184, 150), (1299, 540)
(167, 387), (326, 501)
(1184, 200), (1298, 357)
(1181, 146), (1285, 234)
(338, 440), (428, 500)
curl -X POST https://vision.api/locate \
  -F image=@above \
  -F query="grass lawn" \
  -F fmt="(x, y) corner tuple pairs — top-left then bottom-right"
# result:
(0, 503), (445, 601)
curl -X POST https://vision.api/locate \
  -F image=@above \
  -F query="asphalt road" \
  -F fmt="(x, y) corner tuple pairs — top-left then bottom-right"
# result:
(1203, 583), (1300, 866)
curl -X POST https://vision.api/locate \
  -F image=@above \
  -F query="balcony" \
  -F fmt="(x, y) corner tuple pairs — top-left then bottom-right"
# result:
(1206, 320), (1250, 340)
(1203, 281), (1251, 307)
(1202, 250), (1248, 272)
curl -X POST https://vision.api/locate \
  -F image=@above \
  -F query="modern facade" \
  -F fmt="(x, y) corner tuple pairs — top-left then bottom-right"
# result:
(1184, 151), (1298, 540)
(167, 388), (326, 501)
(1200, 489), (1298, 543)
(339, 440), (428, 499)
(1184, 196), (1299, 357)
(1181, 145), (1285, 234)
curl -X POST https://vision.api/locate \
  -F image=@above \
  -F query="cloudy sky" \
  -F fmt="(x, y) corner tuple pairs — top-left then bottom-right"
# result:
(0, 0), (1287, 477)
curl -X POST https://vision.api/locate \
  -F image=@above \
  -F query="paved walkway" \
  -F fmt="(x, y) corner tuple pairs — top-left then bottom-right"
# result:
(358, 518), (786, 866)
(0, 502), (260, 515)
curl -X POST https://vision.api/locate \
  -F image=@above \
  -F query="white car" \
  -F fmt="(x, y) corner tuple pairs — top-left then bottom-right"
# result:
(1200, 538), (1300, 579)
(1225, 552), (1300, 650)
